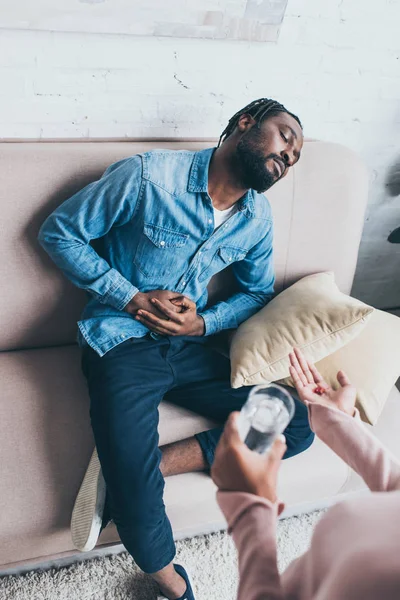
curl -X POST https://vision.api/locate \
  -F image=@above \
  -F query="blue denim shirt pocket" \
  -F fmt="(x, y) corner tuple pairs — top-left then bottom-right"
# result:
(198, 245), (248, 283)
(133, 221), (189, 278)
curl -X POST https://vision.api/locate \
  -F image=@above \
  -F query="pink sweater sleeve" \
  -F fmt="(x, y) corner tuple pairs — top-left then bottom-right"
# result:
(217, 491), (283, 600)
(306, 402), (400, 492)
(217, 402), (400, 600)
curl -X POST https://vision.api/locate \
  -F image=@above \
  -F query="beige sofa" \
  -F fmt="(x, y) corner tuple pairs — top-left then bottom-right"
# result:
(1, 139), (399, 576)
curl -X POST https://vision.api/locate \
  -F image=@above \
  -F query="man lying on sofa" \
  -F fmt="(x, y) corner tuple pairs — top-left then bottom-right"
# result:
(38, 97), (310, 600)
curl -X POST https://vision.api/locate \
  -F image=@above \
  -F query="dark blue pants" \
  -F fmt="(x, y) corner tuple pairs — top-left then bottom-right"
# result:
(81, 335), (314, 573)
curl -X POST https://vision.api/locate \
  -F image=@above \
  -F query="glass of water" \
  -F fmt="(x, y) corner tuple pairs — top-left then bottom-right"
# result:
(238, 384), (295, 455)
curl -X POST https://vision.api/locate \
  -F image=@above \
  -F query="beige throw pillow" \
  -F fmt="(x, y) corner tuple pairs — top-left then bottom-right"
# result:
(230, 272), (374, 389)
(280, 309), (400, 425)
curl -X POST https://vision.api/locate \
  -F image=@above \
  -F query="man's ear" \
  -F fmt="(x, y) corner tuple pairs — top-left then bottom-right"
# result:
(236, 113), (257, 133)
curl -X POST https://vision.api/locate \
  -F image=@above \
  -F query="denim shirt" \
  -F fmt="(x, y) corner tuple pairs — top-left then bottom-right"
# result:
(38, 148), (275, 356)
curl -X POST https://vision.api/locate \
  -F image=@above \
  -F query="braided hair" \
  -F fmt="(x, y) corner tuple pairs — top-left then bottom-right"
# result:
(218, 98), (302, 147)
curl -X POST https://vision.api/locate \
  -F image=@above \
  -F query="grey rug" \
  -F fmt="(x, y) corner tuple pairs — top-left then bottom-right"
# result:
(1, 511), (324, 600)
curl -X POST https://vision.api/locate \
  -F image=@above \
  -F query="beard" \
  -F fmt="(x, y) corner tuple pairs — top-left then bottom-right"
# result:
(235, 126), (278, 193)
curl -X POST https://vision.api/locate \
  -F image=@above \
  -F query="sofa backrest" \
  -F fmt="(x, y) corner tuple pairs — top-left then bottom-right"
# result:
(0, 140), (368, 352)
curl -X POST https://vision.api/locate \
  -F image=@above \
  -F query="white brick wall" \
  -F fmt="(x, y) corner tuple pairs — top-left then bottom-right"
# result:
(0, 0), (399, 307)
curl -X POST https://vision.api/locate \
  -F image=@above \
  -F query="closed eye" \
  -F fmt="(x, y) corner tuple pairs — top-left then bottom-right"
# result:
(280, 131), (288, 143)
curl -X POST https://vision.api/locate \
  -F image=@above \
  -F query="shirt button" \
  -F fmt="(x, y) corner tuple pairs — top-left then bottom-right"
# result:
(208, 219), (212, 224)
(182, 281), (186, 286)
(228, 257), (232, 262)
(160, 240), (165, 246)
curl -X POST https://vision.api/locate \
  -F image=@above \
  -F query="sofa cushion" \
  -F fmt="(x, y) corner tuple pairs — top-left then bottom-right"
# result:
(230, 272), (373, 388)
(280, 309), (400, 425)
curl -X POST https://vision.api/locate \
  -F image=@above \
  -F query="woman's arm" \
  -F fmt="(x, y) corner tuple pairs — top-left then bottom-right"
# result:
(289, 348), (400, 492)
(217, 492), (284, 600)
(212, 418), (286, 600)
(308, 402), (400, 492)
(212, 349), (400, 600)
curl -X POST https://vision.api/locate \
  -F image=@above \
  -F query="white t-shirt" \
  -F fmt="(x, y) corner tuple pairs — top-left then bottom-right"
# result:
(213, 204), (238, 230)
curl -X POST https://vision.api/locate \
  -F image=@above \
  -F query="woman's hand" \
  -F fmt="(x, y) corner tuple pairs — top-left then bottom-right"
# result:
(289, 347), (356, 417)
(211, 412), (286, 509)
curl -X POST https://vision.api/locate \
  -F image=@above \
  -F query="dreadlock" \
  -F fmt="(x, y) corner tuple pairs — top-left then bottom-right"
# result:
(218, 98), (302, 147)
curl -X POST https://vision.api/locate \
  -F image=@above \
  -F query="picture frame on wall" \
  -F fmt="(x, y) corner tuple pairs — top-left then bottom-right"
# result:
(0, 0), (289, 42)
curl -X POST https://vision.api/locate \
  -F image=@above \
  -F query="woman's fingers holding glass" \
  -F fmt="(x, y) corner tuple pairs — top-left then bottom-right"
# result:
(212, 417), (286, 503)
(222, 412), (242, 447)
(267, 435), (287, 465)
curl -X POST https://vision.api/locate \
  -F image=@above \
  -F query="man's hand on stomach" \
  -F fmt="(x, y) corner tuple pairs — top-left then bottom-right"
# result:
(124, 290), (185, 320)
(134, 295), (205, 337)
